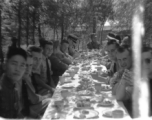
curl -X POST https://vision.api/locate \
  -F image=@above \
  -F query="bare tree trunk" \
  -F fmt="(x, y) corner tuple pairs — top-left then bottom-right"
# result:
(56, 29), (58, 40)
(53, 26), (55, 40)
(38, 23), (41, 39)
(26, 5), (29, 47)
(61, 13), (64, 40)
(32, 11), (36, 44)
(0, 9), (4, 63)
(18, 0), (22, 47)
(100, 24), (104, 46)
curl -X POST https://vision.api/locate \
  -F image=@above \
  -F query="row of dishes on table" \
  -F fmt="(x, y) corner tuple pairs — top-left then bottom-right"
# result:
(44, 56), (126, 119)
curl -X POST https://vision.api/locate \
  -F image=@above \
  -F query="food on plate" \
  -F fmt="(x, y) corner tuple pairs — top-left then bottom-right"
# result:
(52, 113), (60, 119)
(102, 111), (113, 118)
(112, 109), (124, 118)
(101, 84), (112, 91)
(87, 87), (95, 92)
(95, 66), (102, 71)
(103, 98), (112, 104)
(74, 109), (99, 119)
(74, 112), (86, 119)
(97, 98), (114, 107)
(77, 100), (91, 108)
(81, 110), (89, 114)
(102, 109), (124, 118)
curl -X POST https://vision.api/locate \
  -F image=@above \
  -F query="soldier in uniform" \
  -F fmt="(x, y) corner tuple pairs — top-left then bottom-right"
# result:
(87, 33), (100, 50)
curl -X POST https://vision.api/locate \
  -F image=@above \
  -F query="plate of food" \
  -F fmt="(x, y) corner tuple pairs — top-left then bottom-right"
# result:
(97, 98), (114, 107)
(101, 84), (112, 91)
(75, 100), (92, 109)
(74, 109), (99, 119)
(102, 109), (124, 118)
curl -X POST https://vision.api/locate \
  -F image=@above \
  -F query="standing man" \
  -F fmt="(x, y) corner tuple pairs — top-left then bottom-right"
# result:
(87, 33), (100, 50)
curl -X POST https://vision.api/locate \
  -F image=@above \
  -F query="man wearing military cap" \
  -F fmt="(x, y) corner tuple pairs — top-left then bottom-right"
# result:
(87, 33), (100, 50)
(67, 34), (79, 58)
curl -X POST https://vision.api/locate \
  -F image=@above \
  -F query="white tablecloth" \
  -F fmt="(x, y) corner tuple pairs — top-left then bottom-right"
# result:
(42, 60), (132, 120)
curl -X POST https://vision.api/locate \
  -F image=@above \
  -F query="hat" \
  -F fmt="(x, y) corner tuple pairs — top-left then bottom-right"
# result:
(61, 39), (69, 44)
(67, 34), (78, 43)
(39, 38), (53, 48)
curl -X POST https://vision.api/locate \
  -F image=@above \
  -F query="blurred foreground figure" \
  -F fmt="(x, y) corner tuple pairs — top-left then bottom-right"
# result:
(0, 48), (27, 118)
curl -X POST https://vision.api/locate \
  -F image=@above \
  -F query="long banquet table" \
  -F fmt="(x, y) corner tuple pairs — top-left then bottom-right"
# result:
(42, 58), (132, 120)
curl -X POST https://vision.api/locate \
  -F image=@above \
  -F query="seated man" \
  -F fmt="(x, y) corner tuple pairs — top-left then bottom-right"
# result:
(110, 45), (133, 117)
(138, 45), (152, 118)
(0, 47), (27, 118)
(112, 45), (133, 95)
(39, 40), (55, 88)
(67, 34), (80, 58)
(87, 33), (100, 50)
(49, 41), (69, 86)
(60, 39), (72, 65)
(114, 45), (152, 118)
(141, 46), (152, 117)
(27, 46), (54, 96)
(101, 40), (120, 78)
(22, 52), (50, 118)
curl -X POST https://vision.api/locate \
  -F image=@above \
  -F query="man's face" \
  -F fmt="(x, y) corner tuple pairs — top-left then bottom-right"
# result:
(116, 50), (132, 70)
(43, 44), (53, 57)
(24, 57), (33, 77)
(106, 44), (117, 61)
(6, 55), (26, 82)
(142, 51), (152, 78)
(61, 43), (69, 52)
(31, 51), (42, 69)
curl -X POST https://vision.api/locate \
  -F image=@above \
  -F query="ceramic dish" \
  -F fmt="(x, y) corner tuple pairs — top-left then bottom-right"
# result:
(102, 109), (124, 118)
(97, 98), (114, 107)
(74, 109), (99, 119)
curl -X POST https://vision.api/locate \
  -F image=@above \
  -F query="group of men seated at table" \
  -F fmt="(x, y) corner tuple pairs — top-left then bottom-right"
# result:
(0, 31), (152, 119)
(100, 33), (152, 118)
(0, 34), (79, 118)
